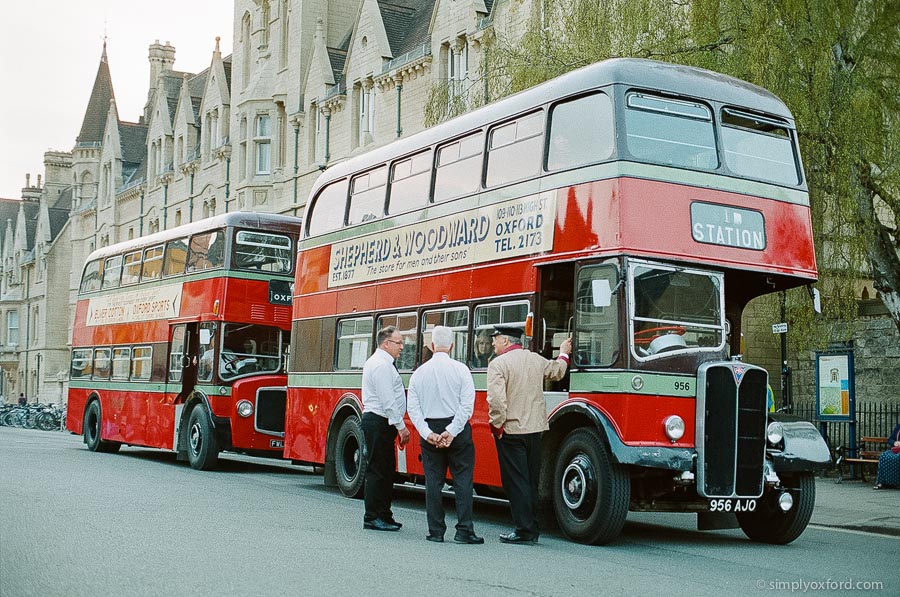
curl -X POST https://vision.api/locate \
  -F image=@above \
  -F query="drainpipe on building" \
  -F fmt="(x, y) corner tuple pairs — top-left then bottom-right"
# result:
(324, 108), (331, 164)
(394, 74), (403, 138)
(292, 118), (300, 217)
(23, 268), (29, 402)
(188, 168), (195, 223)
(139, 188), (145, 235)
(162, 177), (169, 229)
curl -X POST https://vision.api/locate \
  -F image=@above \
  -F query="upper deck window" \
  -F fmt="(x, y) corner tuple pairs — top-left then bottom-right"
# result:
(388, 150), (433, 214)
(80, 259), (104, 294)
(547, 93), (615, 171)
(625, 93), (718, 170)
(234, 230), (293, 273)
(348, 166), (388, 225)
(721, 109), (799, 185)
(102, 255), (123, 289)
(163, 237), (188, 277)
(186, 230), (225, 273)
(141, 245), (164, 281)
(486, 111), (544, 187)
(434, 132), (483, 202)
(121, 250), (142, 285)
(307, 179), (349, 237)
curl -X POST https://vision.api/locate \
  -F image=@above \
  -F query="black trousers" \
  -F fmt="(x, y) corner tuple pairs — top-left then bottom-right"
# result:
(420, 418), (475, 537)
(495, 432), (542, 539)
(361, 412), (397, 523)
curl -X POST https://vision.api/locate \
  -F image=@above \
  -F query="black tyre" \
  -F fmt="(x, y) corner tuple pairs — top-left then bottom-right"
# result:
(553, 428), (630, 545)
(83, 400), (121, 453)
(187, 404), (220, 471)
(334, 416), (365, 498)
(737, 471), (815, 544)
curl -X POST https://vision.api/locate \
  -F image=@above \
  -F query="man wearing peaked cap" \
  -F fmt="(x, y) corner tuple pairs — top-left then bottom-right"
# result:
(486, 324), (572, 544)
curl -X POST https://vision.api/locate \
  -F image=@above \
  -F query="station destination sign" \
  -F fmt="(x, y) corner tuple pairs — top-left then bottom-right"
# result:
(690, 201), (766, 250)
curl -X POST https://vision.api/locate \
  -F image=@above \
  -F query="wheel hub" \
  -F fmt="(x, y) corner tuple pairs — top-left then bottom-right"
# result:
(562, 454), (593, 510)
(190, 422), (202, 453)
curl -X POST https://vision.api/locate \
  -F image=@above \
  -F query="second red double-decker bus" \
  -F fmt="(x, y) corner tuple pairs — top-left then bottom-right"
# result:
(284, 58), (830, 544)
(67, 212), (301, 470)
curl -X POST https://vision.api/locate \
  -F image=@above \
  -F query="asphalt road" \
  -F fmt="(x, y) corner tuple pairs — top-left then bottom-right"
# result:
(1, 427), (896, 596)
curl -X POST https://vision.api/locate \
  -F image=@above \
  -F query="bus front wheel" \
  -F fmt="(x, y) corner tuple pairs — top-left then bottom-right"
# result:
(553, 428), (629, 545)
(334, 416), (365, 498)
(83, 400), (121, 454)
(187, 405), (219, 471)
(737, 472), (815, 544)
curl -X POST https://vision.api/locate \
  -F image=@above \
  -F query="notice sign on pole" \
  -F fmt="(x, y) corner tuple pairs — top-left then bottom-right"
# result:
(772, 322), (788, 334)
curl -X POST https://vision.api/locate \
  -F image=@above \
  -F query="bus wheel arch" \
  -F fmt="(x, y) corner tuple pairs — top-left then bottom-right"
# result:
(328, 404), (365, 498)
(83, 396), (121, 454)
(547, 406), (630, 545)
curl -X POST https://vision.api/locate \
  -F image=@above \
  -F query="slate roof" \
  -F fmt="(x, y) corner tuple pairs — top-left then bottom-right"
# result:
(76, 45), (115, 144)
(379, 0), (435, 57)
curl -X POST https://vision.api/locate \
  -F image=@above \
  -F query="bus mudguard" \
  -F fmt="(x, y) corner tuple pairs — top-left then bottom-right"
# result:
(765, 413), (831, 472)
(549, 401), (694, 471)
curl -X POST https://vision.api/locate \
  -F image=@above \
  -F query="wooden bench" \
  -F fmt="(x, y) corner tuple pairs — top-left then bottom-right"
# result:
(835, 436), (884, 483)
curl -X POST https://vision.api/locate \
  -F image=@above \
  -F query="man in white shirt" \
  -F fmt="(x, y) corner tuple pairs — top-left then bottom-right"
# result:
(407, 325), (483, 544)
(361, 326), (411, 532)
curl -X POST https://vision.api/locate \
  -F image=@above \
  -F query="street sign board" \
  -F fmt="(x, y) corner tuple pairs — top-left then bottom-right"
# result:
(772, 322), (788, 334)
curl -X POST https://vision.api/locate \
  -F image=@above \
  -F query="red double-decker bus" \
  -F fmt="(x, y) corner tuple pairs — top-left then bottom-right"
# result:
(284, 58), (830, 544)
(67, 212), (300, 470)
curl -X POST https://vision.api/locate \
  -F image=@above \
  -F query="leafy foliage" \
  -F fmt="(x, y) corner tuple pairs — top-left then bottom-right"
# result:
(478, 0), (900, 345)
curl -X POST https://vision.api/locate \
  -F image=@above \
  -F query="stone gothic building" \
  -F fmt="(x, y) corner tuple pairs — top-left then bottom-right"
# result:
(3, 0), (897, 410)
(1, 0), (534, 403)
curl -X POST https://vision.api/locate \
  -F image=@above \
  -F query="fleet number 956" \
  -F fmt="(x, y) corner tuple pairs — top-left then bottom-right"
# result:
(674, 381), (691, 392)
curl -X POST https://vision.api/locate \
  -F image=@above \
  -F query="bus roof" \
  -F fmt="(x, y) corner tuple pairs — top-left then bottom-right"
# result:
(311, 58), (794, 190)
(85, 212), (302, 263)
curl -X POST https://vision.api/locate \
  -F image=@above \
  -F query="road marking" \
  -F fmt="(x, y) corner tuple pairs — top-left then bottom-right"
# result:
(808, 524), (899, 539)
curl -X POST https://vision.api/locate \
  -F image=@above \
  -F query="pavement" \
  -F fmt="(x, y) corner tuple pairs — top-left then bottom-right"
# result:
(811, 475), (900, 537)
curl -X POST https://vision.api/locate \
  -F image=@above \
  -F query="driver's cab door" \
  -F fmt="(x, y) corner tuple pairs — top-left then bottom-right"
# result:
(167, 322), (200, 404)
(537, 263), (576, 392)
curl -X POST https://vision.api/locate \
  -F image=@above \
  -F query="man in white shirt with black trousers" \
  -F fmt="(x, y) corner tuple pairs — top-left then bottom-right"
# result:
(361, 325), (411, 532)
(407, 325), (484, 544)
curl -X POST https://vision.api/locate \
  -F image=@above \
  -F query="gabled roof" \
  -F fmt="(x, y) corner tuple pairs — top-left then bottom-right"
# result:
(76, 43), (116, 144)
(119, 122), (148, 167)
(379, 0), (435, 57)
(222, 55), (232, 90)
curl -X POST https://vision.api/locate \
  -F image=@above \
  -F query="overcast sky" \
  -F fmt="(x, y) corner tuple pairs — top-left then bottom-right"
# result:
(0, 0), (234, 199)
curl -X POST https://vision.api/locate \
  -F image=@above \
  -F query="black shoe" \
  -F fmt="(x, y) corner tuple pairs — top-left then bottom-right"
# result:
(499, 531), (537, 544)
(385, 518), (403, 529)
(454, 532), (485, 544)
(363, 519), (401, 532)
(426, 534), (444, 543)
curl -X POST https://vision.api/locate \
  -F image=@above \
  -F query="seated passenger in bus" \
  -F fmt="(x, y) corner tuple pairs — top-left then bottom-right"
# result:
(471, 330), (493, 368)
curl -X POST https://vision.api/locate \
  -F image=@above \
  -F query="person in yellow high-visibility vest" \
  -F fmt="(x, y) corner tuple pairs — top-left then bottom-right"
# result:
(767, 384), (776, 413)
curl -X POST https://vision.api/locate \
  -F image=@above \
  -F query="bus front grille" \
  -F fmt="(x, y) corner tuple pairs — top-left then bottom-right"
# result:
(695, 362), (767, 498)
(256, 388), (286, 435)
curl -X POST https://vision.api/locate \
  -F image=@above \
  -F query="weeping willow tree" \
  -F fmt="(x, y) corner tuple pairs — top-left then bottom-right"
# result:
(429, 0), (900, 350)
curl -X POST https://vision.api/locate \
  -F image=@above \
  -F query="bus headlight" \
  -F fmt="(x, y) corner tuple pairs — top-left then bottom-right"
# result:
(236, 400), (254, 418)
(664, 415), (685, 442)
(766, 421), (784, 445)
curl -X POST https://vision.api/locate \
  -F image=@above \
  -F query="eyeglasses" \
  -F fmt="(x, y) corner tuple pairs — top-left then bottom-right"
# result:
(386, 339), (403, 345)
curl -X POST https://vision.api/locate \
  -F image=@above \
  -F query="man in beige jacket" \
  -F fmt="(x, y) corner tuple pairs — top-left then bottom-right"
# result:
(487, 325), (572, 544)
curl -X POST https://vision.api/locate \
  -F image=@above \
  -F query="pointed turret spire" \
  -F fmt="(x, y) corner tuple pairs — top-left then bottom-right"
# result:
(76, 42), (115, 144)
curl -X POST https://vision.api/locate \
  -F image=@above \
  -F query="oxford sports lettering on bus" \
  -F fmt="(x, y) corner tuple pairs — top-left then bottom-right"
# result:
(328, 193), (557, 287)
(690, 202), (766, 250)
(86, 283), (183, 326)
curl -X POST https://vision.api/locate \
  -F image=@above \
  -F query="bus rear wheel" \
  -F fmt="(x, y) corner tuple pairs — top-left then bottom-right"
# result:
(737, 471), (815, 544)
(334, 416), (365, 498)
(187, 404), (219, 471)
(83, 400), (121, 454)
(553, 428), (629, 545)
